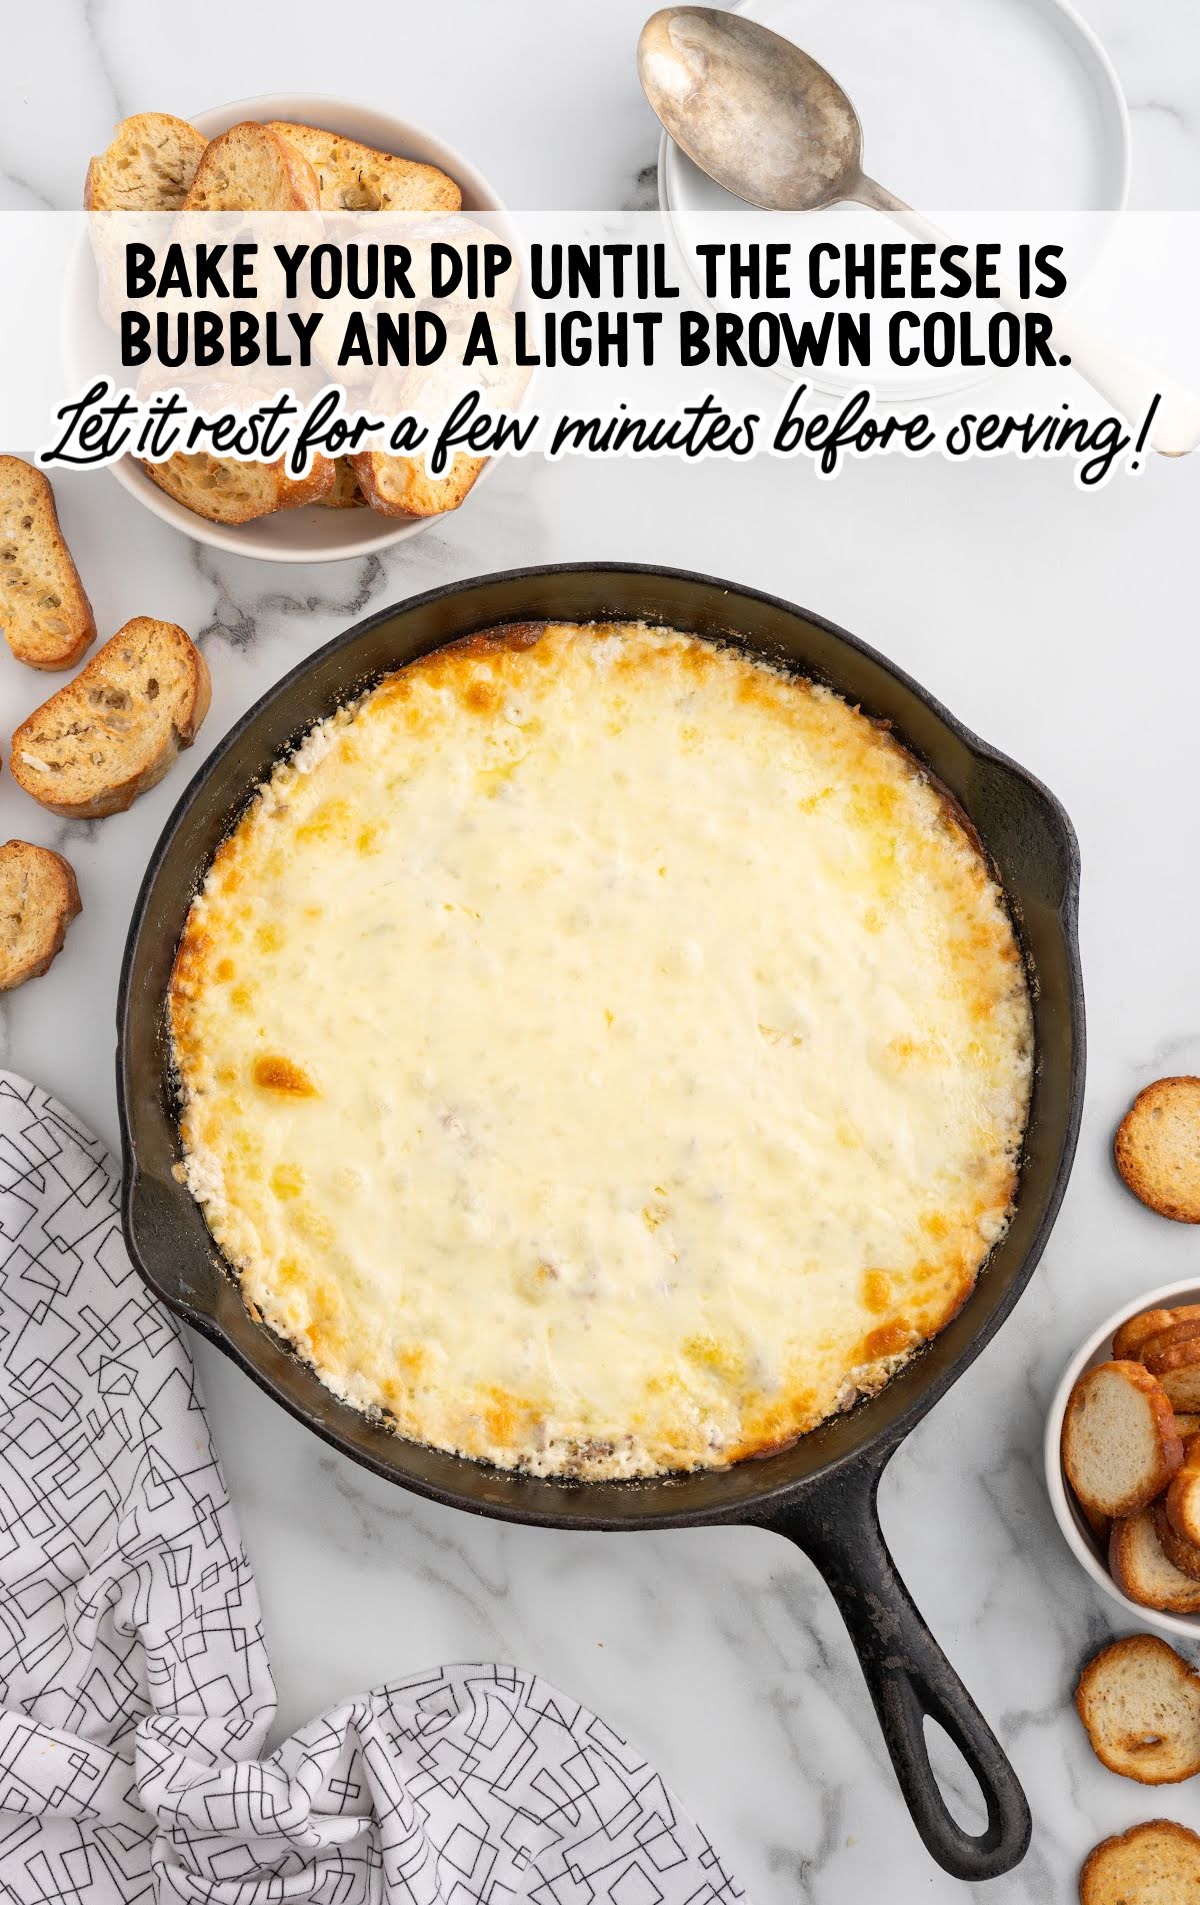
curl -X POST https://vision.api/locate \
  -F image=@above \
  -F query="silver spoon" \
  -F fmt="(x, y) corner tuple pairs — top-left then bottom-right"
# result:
(638, 5), (1199, 455)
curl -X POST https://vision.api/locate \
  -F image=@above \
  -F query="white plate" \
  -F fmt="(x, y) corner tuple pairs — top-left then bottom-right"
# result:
(1045, 1280), (1200, 1642)
(658, 0), (1131, 400)
(65, 94), (508, 564)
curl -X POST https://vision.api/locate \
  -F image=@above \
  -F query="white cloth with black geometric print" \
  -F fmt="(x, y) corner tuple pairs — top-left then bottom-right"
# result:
(0, 1075), (744, 1905)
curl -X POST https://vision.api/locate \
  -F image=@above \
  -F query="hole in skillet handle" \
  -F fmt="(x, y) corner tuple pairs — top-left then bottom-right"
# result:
(923, 1714), (990, 1837)
(760, 1449), (1031, 1882)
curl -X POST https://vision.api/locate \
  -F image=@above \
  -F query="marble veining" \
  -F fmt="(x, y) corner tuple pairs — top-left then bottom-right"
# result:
(1, 2), (1199, 1899)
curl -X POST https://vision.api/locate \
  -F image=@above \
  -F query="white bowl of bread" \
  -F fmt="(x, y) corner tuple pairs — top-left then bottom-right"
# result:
(77, 97), (508, 563)
(1047, 1280), (1200, 1639)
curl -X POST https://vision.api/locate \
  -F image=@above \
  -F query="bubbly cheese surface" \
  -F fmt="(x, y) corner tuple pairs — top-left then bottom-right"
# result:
(170, 622), (1032, 1479)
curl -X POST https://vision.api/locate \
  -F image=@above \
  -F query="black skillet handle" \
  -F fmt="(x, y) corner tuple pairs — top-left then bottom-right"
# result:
(763, 1449), (1031, 1882)
(122, 1161), (220, 1332)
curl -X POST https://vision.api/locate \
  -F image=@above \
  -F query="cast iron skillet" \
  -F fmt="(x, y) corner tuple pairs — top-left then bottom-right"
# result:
(118, 563), (1084, 1883)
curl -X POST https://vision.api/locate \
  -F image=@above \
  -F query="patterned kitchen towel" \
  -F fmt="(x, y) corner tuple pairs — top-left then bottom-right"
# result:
(0, 1076), (743, 1905)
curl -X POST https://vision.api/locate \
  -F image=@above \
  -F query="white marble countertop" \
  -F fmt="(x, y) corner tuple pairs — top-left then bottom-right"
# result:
(4, 3), (1200, 1899)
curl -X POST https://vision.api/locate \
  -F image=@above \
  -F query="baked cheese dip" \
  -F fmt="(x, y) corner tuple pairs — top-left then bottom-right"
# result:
(170, 621), (1033, 1480)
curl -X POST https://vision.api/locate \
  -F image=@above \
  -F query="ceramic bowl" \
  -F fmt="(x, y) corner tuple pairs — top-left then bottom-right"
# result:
(72, 93), (506, 563)
(1045, 1278), (1200, 1640)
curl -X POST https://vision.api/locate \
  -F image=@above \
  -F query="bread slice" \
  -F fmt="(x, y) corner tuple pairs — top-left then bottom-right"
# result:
(85, 113), (206, 210)
(1113, 1309), (1179, 1361)
(0, 459), (96, 671)
(1166, 1437), (1200, 1547)
(1161, 1375), (1200, 1412)
(0, 842), (80, 989)
(1077, 1635), (1200, 1783)
(1176, 1414), (1200, 1438)
(1062, 1362), (1183, 1519)
(175, 124), (321, 523)
(320, 458), (366, 508)
(353, 313), (524, 519)
(182, 120), (318, 211)
(351, 360), (485, 519)
(352, 442), (486, 519)
(1147, 1333), (1200, 1413)
(1117, 1078), (1200, 1223)
(84, 116), (205, 326)
(141, 452), (334, 524)
(1139, 1319), (1200, 1372)
(11, 618), (209, 819)
(1110, 1509), (1200, 1613)
(266, 120), (461, 211)
(1080, 1820), (1200, 1903)
(1153, 1499), (1200, 1581)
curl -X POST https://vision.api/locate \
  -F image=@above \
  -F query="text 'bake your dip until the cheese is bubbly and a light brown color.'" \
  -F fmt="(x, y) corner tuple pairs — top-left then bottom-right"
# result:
(170, 620), (1033, 1480)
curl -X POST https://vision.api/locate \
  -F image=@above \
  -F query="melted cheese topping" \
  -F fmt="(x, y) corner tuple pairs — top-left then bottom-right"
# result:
(170, 622), (1032, 1479)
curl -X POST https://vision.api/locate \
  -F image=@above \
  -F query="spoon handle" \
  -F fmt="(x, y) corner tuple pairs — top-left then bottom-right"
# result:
(853, 175), (1200, 456)
(853, 173), (943, 238)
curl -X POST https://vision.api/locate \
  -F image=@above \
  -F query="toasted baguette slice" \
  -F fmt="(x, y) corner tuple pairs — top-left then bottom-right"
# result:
(0, 459), (96, 671)
(85, 113), (206, 210)
(1153, 1499), (1200, 1581)
(0, 842), (80, 989)
(352, 444), (486, 519)
(354, 313), (523, 519)
(182, 120), (318, 211)
(1147, 1333), (1200, 1413)
(1117, 1078), (1200, 1223)
(1113, 1309), (1178, 1361)
(1140, 1319), (1200, 1373)
(1166, 1436), (1200, 1547)
(142, 452), (334, 524)
(177, 124), (319, 522)
(1063, 1362), (1183, 1520)
(1077, 1635), (1200, 1784)
(1176, 1414), (1200, 1438)
(11, 618), (209, 819)
(320, 458), (366, 508)
(1110, 1509), (1200, 1613)
(1165, 1372), (1200, 1413)
(266, 120), (461, 211)
(1080, 1820), (1200, 1904)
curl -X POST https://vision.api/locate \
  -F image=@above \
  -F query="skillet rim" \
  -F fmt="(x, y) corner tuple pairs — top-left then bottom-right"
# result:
(116, 559), (1085, 1531)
